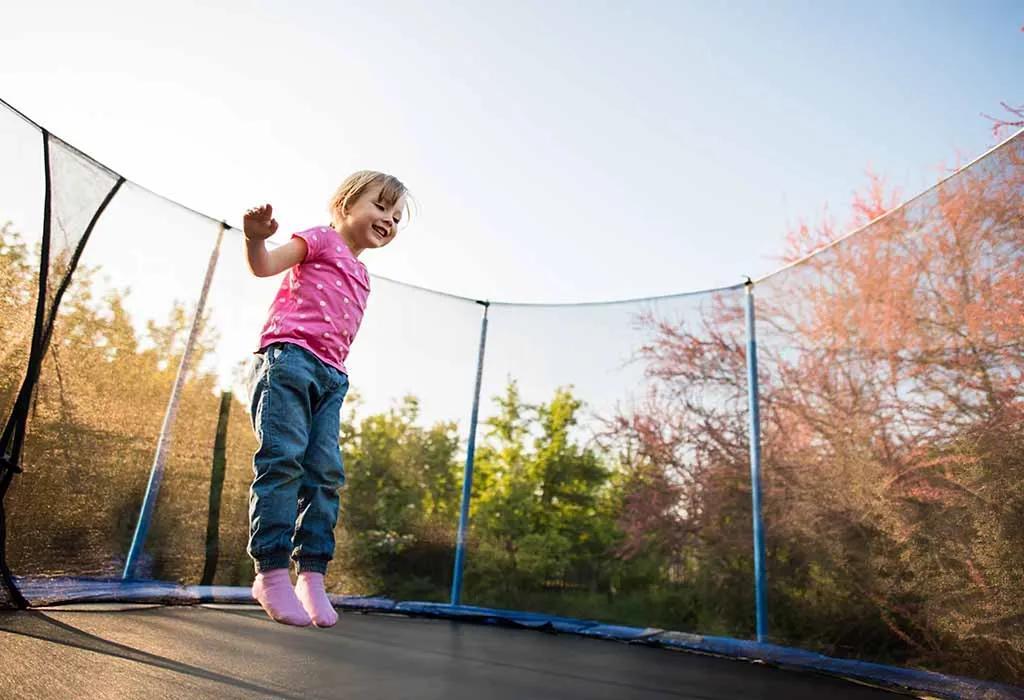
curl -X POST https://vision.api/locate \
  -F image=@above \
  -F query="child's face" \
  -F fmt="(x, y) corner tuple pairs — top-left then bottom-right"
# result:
(336, 185), (405, 252)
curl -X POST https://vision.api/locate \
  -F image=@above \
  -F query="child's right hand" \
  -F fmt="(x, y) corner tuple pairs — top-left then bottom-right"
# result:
(243, 204), (279, 241)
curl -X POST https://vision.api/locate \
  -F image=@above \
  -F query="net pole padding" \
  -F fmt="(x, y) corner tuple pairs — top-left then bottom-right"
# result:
(123, 222), (227, 580)
(450, 300), (490, 606)
(201, 390), (232, 587)
(744, 278), (768, 642)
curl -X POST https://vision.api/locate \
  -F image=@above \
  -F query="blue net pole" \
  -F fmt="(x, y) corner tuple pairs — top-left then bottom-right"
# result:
(450, 300), (490, 606)
(123, 223), (226, 579)
(744, 280), (768, 642)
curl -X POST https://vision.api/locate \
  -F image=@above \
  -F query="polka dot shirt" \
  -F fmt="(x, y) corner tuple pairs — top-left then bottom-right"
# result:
(258, 226), (370, 374)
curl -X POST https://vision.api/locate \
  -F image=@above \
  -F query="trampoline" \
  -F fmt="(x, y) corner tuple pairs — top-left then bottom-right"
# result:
(1, 95), (1023, 700)
(1, 604), (903, 700)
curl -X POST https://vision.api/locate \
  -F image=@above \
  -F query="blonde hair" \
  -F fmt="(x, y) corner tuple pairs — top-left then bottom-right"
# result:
(328, 170), (409, 223)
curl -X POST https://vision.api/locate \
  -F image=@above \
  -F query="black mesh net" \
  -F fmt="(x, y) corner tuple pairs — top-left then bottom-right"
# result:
(188, 249), (484, 594)
(0, 96), (1021, 687)
(1, 105), (123, 607)
(461, 289), (752, 633)
(0, 109), (43, 428)
(45, 137), (122, 324)
(6, 179), (218, 583)
(753, 136), (1024, 681)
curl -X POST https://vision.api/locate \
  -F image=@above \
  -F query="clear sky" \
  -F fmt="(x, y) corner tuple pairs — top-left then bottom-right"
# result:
(2, 0), (1021, 304)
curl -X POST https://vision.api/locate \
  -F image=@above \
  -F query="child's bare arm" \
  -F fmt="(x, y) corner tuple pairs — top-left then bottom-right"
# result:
(243, 204), (308, 277)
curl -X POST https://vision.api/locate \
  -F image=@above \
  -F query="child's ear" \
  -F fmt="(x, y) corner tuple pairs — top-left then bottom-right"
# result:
(330, 206), (345, 228)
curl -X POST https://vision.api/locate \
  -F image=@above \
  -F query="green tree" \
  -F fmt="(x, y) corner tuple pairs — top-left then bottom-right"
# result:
(336, 396), (462, 598)
(471, 381), (618, 602)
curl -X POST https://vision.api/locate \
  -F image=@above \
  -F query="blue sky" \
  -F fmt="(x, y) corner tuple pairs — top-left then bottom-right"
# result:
(1, 0), (1021, 304)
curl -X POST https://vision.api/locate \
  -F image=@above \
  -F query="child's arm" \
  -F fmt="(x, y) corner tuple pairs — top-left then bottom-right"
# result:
(243, 204), (309, 277)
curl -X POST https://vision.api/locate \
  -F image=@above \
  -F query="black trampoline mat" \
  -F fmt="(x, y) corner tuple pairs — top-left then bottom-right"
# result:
(0, 605), (900, 699)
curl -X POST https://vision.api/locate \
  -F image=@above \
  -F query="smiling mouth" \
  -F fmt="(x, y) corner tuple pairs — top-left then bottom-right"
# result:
(371, 225), (389, 241)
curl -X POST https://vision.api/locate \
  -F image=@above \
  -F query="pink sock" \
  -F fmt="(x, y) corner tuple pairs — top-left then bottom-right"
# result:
(252, 569), (311, 627)
(295, 572), (338, 628)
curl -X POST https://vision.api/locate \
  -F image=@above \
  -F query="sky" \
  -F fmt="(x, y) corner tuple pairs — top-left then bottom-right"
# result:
(1, 0), (1021, 305)
(1, 0), (1022, 430)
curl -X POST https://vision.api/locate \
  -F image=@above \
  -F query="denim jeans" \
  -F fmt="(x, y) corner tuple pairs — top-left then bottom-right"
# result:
(247, 342), (349, 575)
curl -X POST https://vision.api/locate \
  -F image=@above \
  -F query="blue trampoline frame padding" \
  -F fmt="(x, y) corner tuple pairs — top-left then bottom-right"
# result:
(14, 577), (1023, 700)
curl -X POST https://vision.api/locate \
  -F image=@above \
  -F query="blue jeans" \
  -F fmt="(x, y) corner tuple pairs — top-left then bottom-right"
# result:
(248, 342), (349, 575)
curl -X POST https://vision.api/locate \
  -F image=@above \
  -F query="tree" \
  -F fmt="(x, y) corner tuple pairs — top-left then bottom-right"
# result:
(471, 381), (618, 602)
(619, 138), (1024, 680)
(335, 395), (462, 597)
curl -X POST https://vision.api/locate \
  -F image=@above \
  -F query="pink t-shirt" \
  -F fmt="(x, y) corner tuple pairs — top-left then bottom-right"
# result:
(257, 226), (370, 374)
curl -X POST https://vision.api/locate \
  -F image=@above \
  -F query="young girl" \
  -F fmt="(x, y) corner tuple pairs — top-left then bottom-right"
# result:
(242, 171), (408, 627)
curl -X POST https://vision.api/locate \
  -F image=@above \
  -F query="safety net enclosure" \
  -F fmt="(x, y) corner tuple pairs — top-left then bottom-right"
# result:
(1, 97), (1022, 699)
